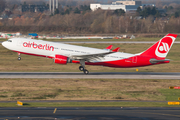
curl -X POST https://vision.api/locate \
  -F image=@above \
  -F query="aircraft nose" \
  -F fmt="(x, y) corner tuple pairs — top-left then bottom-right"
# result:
(2, 41), (7, 47)
(2, 41), (5, 47)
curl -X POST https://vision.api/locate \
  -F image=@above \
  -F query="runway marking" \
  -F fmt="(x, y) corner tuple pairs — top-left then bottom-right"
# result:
(168, 102), (180, 105)
(53, 108), (57, 114)
(133, 111), (180, 118)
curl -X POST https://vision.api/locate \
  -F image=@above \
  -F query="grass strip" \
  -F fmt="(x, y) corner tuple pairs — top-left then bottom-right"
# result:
(0, 79), (180, 101)
(0, 102), (179, 107)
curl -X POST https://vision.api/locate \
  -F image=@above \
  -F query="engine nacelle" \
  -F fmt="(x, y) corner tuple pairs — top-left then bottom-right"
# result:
(54, 55), (71, 64)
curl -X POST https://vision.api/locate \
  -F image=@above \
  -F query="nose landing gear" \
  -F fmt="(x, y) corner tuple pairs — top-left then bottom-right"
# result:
(17, 53), (21, 61)
(18, 57), (21, 61)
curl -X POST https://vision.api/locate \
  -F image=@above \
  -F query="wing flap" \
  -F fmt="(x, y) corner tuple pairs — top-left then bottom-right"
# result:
(71, 51), (115, 61)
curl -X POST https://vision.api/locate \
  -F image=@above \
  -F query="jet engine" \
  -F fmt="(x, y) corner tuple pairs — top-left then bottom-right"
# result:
(54, 55), (72, 64)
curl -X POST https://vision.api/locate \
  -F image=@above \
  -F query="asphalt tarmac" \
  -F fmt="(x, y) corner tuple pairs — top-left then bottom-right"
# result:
(0, 107), (180, 120)
(0, 72), (180, 79)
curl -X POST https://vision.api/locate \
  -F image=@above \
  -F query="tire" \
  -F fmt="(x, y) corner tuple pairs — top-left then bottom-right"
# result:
(79, 66), (84, 71)
(18, 57), (21, 61)
(83, 69), (89, 74)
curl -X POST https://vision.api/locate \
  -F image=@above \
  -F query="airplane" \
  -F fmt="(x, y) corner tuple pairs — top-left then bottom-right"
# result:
(2, 33), (177, 74)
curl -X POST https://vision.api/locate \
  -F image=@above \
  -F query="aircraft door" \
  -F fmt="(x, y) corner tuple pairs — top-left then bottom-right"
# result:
(132, 56), (137, 63)
(17, 40), (23, 47)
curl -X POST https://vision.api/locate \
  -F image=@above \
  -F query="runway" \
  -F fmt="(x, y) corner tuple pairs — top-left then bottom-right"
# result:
(1, 107), (180, 120)
(0, 72), (180, 79)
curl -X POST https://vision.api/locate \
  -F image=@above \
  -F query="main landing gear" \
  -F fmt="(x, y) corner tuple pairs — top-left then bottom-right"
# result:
(17, 53), (21, 61)
(79, 60), (89, 74)
(79, 66), (89, 74)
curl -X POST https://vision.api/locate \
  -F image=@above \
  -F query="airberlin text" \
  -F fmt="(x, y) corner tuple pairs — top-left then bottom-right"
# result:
(23, 42), (54, 51)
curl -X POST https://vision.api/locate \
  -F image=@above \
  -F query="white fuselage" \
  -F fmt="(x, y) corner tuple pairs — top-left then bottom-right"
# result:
(2, 38), (135, 62)
(2, 34), (176, 72)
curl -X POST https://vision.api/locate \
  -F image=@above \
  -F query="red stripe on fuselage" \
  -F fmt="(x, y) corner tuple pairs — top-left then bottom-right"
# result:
(73, 55), (168, 68)
(13, 51), (168, 68)
(85, 56), (153, 68)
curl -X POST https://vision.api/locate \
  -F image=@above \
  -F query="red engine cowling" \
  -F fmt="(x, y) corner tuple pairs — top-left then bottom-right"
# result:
(54, 55), (71, 64)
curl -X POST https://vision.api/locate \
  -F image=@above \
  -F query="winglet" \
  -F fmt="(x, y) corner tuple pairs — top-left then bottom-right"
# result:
(112, 47), (120, 52)
(106, 45), (113, 50)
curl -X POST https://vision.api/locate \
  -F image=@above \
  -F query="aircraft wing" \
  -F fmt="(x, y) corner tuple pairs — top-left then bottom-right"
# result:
(70, 51), (115, 62)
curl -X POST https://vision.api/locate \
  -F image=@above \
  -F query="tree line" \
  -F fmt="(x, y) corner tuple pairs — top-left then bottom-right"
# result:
(1, 9), (180, 34)
(1, 0), (180, 34)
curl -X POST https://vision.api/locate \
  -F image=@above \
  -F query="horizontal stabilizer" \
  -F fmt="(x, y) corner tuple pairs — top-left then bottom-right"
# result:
(150, 59), (170, 64)
(112, 47), (120, 52)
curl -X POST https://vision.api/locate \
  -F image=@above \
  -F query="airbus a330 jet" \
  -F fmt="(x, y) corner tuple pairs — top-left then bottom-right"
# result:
(2, 34), (177, 74)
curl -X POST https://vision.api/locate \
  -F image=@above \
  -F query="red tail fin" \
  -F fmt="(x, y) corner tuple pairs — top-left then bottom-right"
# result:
(140, 34), (177, 59)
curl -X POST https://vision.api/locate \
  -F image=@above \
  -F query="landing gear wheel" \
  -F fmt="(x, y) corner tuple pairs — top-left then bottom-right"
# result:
(83, 69), (89, 74)
(18, 57), (21, 61)
(79, 66), (84, 71)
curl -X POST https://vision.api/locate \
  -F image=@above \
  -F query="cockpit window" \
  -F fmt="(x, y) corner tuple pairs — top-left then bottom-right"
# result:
(7, 40), (12, 42)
